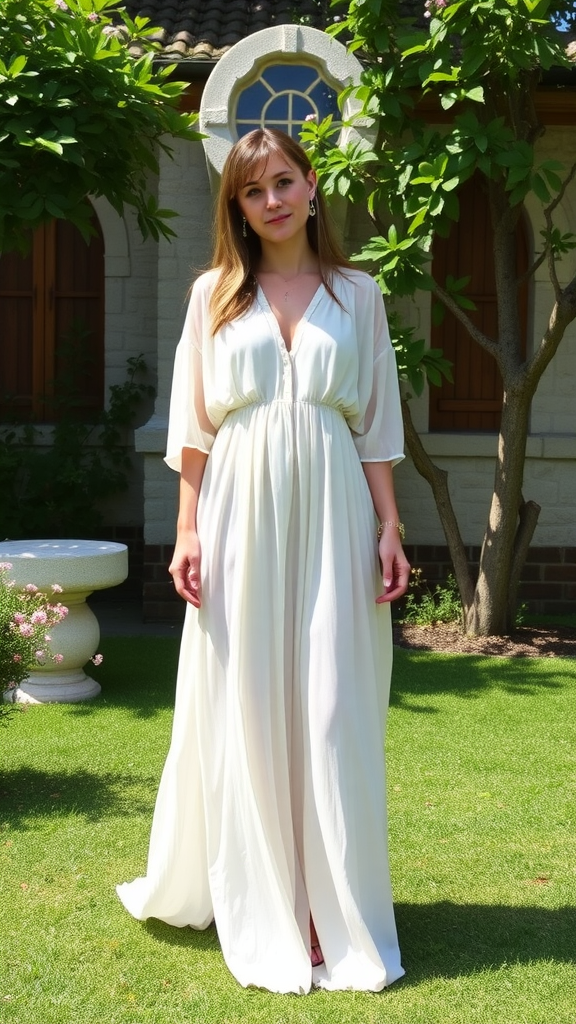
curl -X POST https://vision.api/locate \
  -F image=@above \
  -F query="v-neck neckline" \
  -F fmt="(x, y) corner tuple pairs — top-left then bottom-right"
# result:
(257, 283), (325, 356)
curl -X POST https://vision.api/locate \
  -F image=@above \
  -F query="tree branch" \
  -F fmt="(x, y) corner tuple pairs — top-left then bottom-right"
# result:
(543, 161), (576, 303)
(519, 248), (547, 286)
(507, 497), (541, 627)
(431, 281), (500, 359)
(525, 275), (576, 389)
(544, 160), (576, 220)
(401, 399), (475, 612)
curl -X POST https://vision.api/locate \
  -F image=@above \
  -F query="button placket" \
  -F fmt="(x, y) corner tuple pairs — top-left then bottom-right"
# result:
(282, 350), (293, 401)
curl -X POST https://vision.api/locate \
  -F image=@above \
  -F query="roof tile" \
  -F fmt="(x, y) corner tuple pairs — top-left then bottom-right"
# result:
(124, 0), (333, 60)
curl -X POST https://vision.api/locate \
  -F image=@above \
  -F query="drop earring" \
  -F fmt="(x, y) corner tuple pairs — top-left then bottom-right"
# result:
(309, 199), (316, 218)
(242, 216), (247, 237)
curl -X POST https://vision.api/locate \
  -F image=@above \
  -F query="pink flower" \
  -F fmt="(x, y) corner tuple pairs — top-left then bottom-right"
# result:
(13, 612), (25, 625)
(19, 623), (34, 638)
(54, 0), (69, 9)
(24, 583), (38, 593)
(53, 653), (64, 664)
(424, 0), (447, 15)
(13, 654), (22, 663)
(304, 114), (317, 122)
(51, 584), (63, 594)
(31, 609), (47, 625)
(45, 635), (52, 642)
(49, 603), (68, 620)
(91, 653), (103, 666)
(87, 11), (99, 22)
(35, 650), (46, 662)
(0, 562), (13, 571)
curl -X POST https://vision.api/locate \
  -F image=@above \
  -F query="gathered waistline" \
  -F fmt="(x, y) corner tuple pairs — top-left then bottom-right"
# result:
(222, 398), (348, 418)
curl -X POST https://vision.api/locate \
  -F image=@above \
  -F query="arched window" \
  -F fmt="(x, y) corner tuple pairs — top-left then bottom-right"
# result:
(0, 208), (104, 422)
(235, 63), (339, 139)
(429, 176), (529, 432)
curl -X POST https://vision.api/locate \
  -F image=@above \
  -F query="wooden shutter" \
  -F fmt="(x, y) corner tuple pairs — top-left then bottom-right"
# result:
(0, 232), (37, 417)
(429, 176), (529, 432)
(0, 212), (104, 422)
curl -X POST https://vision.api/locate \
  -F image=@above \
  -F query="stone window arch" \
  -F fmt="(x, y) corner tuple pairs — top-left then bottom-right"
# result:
(200, 25), (370, 180)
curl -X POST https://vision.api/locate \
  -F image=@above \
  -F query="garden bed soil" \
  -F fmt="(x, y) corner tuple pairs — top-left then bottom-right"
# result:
(393, 622), (576, 658)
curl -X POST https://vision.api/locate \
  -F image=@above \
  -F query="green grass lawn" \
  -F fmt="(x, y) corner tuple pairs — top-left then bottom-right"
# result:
(1, 637), (575, 1024)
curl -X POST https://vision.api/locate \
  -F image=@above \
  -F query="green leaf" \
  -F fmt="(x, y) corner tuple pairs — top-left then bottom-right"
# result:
(465, 86), (485, 103)
(8, 54), (27, 77)
(541, 168), (563, 193)
(408, 207), (428, 234)
(455, 295), (476, 310)
(531, 172), (551, 203)
(35, 137), (64, 155)
(45, 199), (67, 218)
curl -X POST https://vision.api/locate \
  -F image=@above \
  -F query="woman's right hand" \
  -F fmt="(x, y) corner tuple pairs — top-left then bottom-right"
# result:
(169, 530), (202, 607)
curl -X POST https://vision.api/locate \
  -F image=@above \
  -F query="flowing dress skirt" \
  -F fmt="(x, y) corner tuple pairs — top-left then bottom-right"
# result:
(118, 395), (403, 994)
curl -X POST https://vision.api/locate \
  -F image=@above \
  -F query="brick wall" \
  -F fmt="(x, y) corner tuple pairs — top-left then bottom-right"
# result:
(403, 543), (575, 618)
(141, 541), (574, 623)
(143, 542), (185, 623)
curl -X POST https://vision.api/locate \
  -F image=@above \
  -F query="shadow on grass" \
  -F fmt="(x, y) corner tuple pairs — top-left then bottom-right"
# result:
(127, 902), (576, 985)
(52, 638), (574, 721)
(66, 636), (181, 719)
(396, 900), (576, 983)
(145, 918), (221, 953)
(0, 766), (156, 826)
(391, 648), (573, 709)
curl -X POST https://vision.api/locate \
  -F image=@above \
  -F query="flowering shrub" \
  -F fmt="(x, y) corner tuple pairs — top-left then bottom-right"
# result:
(0, 563), (69, 696)
(1, 564), (103, 703)
(424, 0), (447, 17)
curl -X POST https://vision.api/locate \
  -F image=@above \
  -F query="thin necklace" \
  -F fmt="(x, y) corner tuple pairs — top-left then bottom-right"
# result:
(259, 268), (317, 303)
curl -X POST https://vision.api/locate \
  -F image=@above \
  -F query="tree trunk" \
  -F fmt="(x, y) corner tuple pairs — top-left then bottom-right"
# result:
(466, 387), (538, 635)
(507, 497), (541, 627)
(403, 390), (542, 637)
(401, 401), (475, 616)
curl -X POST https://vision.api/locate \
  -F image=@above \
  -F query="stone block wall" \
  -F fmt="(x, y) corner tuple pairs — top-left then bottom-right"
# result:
(140, 539), (574, 623)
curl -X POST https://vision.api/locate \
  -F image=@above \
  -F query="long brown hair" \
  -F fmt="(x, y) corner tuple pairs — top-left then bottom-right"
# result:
(209, 128), (352, 335)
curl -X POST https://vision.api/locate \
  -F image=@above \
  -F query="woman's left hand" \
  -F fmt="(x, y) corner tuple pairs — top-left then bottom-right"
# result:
(376, 532), (411, 604)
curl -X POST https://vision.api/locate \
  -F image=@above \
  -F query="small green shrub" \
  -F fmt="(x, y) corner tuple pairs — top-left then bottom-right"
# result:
(401, 567), (463, 626)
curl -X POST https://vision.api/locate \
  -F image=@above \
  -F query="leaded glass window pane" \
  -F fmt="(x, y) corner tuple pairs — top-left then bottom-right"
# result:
(235, 63), (339, 140)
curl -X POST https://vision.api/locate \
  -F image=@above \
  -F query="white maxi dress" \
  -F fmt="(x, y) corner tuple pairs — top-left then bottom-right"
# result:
(117, 267), (406, 994)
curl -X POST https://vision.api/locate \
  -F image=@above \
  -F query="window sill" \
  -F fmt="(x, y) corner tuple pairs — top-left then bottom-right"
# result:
(422, 434), (575, 459)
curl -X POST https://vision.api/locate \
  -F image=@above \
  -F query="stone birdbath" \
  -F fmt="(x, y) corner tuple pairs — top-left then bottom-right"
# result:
(0, 539), (128, 704)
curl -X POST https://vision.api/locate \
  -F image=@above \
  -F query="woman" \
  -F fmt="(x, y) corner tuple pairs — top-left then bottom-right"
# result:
(117, 128), (410, 994)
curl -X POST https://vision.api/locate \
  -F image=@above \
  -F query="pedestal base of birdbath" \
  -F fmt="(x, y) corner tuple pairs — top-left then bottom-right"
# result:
(1, 540), (128, 704)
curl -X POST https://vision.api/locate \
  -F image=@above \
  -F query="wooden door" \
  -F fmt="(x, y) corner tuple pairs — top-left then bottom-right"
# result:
(429, 176), (529, 432)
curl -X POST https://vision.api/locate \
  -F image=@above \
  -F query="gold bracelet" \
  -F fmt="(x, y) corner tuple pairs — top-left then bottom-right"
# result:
(377, 521), (406, 540)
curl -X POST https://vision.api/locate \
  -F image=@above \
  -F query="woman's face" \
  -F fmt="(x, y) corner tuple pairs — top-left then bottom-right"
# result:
(236, 149), (316, 245)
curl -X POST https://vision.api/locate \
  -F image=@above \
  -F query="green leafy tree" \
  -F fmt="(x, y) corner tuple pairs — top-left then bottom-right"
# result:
(303, 0), (576, 635)
(0, 0), (202, 251)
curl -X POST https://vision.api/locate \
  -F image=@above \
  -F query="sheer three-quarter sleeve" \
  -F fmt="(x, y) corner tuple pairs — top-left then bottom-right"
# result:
(350, 276), (405, 466)
(165, 280), (217, 473)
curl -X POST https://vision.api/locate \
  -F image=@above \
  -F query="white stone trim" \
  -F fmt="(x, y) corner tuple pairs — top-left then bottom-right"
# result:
(420, 433), (575, 459)
(90, 195), (131, 277)
(199, 24), (371, 180)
